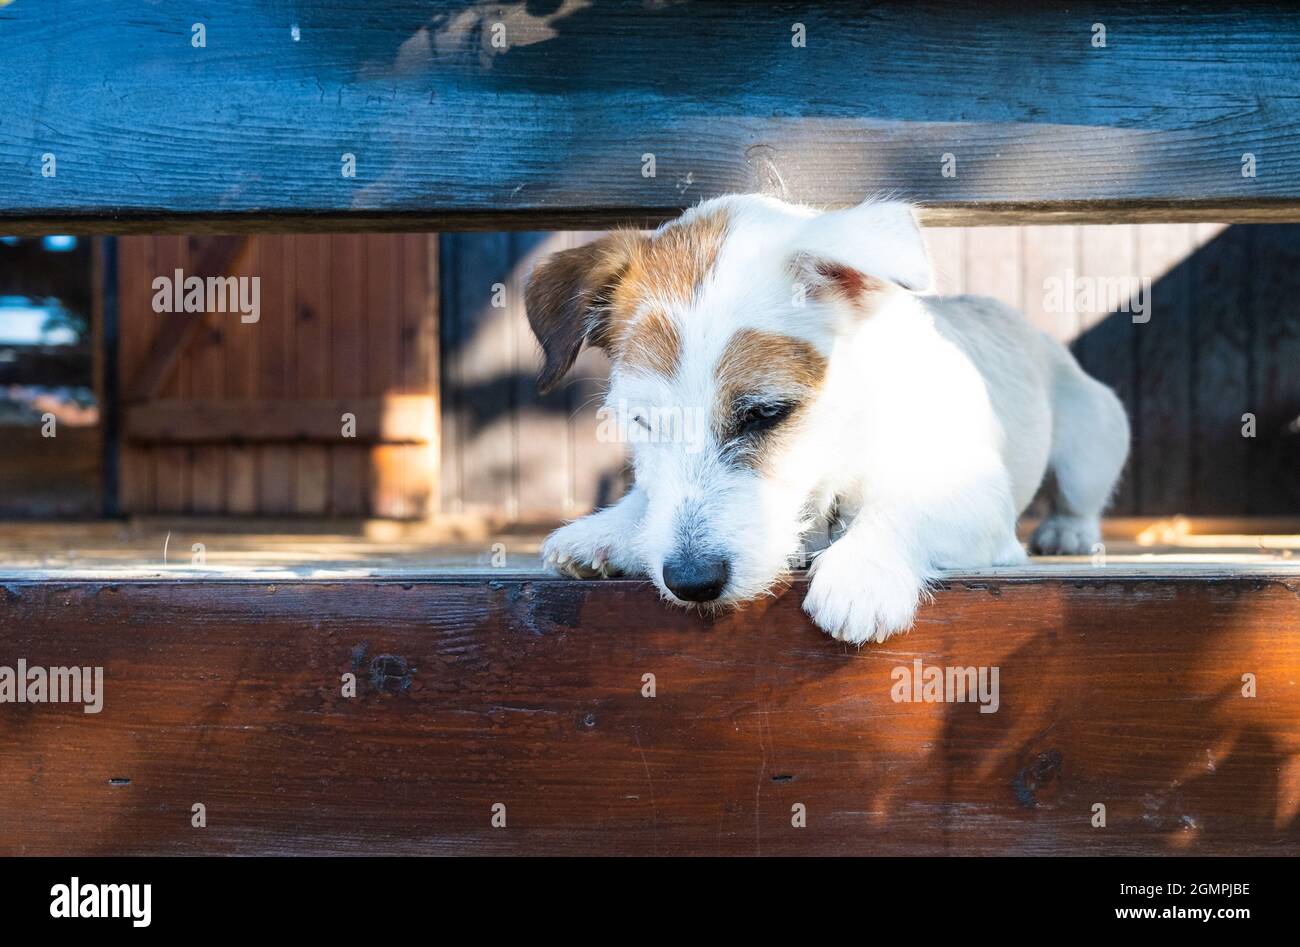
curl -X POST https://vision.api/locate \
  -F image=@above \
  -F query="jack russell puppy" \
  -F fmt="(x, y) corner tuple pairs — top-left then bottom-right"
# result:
(525, 195), (1129, 644)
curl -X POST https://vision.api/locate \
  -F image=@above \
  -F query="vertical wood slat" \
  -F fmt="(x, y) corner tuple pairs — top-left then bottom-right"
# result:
(454, 234), (514, 516)
(366, 234), (408, 518)
(514, 233), (569, 517)
(1191, 223), (1250, 515)
(116, 237), (154, 514)
(438, 237), (464, 515)
(328, 234), (367, 515)
(1020, 226), (1077, 342)
(412, 234), (440, 519)
(88, 237), (107, 518)
(366, 234), (401, 517)
(225, 237), (260, 515)
(504, 235), (523, 522)
(481, 232), (516, 518)
(186, 235), (227, 514)
(256, 235), (296, 515)
(152, 235), (189, 514)
(921, 227), (962, 297)
(1135, 224), (1197, 514)
(963, 226), (1021, 310)
(292, 235), (332, 515)
(1073, 224), (1138, 514)
(1246, 226), (1300, 515)
(368, 233), (441, 521)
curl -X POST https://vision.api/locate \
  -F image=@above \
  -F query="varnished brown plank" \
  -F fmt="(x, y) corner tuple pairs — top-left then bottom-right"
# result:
(0, 574), (1297, 856)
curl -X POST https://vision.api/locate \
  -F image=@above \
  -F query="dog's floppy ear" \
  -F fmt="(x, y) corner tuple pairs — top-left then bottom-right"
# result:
(787, 200), (931, 305)
(525, 230), (644, 394)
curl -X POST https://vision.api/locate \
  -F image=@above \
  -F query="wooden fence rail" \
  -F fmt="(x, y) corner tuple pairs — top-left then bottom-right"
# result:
(2, 572), (1298, 855)
(2, 1), (1299, 232)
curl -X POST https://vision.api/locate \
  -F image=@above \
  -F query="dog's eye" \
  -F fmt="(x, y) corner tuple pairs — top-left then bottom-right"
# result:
(734, 401), (794, 438)
(632, 414), (651, 431)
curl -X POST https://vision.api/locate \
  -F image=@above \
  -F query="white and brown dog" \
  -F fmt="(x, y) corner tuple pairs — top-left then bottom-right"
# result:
(525, 195), (1129, 644)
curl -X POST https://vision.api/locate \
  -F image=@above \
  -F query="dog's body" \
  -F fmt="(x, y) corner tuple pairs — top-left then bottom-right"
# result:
(526, 194), (1129, 644)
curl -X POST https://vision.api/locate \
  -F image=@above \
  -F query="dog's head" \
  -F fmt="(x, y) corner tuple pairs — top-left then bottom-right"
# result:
(525, 194), (931, 607)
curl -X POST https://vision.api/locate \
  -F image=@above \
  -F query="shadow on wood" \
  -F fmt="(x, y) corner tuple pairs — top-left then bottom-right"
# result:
(1, 573), (1297, 855)
(1073, 224), (1300, 515)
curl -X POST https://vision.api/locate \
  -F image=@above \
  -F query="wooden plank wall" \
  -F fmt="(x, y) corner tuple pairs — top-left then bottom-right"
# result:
(0, 429), (100, 518)
(442, 224), (1300, 519)
(117, 235), (437, 517)
(439, 233), (628, 520)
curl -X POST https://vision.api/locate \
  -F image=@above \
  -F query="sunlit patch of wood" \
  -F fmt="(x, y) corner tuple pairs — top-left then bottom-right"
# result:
(2, 518), (1300, 579)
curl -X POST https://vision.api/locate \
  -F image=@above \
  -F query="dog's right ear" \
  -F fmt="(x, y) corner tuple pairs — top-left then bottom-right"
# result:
(525, 231), (644, 394)
(786, 201), (932, 309)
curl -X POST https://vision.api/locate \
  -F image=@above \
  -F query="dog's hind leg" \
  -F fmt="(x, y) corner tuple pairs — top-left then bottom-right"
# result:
(1030, 359), (1130, 556)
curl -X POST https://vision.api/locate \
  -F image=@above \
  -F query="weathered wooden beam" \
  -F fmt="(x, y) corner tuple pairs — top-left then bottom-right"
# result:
(1, 573), (1297, 855)
(124, 395), (436, 444)
(124, 237), (251, 401)
(2, 2), (1298, 231)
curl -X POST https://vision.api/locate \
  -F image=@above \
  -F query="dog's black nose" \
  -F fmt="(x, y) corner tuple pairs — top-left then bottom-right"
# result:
(662, 555), (729, 602)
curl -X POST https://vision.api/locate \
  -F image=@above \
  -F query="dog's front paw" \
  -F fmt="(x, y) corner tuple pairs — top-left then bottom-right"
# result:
(802, 539), (924, 645)
(541, 515), (639, 579)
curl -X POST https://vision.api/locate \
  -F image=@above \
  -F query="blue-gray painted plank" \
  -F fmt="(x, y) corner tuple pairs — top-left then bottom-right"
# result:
(2, 2), (1300, 229)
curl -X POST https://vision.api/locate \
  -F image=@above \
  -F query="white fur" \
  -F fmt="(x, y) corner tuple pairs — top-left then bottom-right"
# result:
(539, 195), (1130, 644)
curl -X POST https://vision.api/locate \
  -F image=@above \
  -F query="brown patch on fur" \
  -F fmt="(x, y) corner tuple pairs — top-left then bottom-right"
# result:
(617, 210), (730, 309)
(614, 307), (681, 378)
(525, 230), (646, 393)
(714, 329), (827, 467)
(789, 252), (891, 307)
(716, 329), (827, 405)
(605, 209), (730, 378)
(524, 209), (729, 390)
